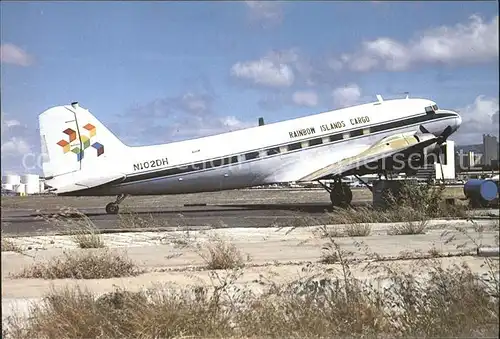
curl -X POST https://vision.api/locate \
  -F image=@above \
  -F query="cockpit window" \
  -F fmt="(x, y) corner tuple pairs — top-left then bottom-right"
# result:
(425, 104), (439, 114)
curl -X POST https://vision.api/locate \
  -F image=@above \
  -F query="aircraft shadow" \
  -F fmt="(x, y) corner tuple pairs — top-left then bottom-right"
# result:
(30, 201), (371, 218)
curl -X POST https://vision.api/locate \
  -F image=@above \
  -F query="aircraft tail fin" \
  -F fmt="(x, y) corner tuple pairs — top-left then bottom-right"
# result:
(39, 102), (127, 180)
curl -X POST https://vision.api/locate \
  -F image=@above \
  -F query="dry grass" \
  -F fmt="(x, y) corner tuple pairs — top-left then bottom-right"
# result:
(314, 223), (371, 238)
(2, 185), (496, 338)
(428, 246), (441, 257)
(116, 207), (172, 229)
(4, 255), (498, 338)
(196, 234), (248, 270)
(35, 207), (105, 249)
(70, 223), (105, 249)
(317, 182), (470, 239)
(3, 213), (499, 338)
(1, 237), (22, 253)
(344, 223), (372, 237)
(314, 224), (344, 238)
(11, 250), (143, 279)
(387, 219), (429, 235)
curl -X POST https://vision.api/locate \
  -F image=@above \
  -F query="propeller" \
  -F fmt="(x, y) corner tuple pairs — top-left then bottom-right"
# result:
(435, 126), (453, 184)
(417, 125), (453, 184)
(419, 125), (430, 134)
(437, 125), (453, 145)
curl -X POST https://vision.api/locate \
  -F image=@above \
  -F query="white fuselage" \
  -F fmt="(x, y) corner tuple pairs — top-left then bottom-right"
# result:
(65, 98), (461, 196)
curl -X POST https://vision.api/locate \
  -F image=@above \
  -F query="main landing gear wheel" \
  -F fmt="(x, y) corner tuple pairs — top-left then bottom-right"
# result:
(105, 202), (119, 214)
(105, 194), (128, 214)
(317, 178), (353, 208)
(329, 182), (353, 208)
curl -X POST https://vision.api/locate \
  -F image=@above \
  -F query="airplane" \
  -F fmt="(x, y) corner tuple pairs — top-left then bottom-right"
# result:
(38, 94), (462, 214)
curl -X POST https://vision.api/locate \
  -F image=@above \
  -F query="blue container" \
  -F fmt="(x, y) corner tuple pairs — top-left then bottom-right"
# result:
(464, 179), (498, 202)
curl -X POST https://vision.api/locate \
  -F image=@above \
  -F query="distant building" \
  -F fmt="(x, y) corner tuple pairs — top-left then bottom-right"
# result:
(456, 143), (483, 154)
(434, 140), (455, 180)
(482, 134), (499, 166)
(455, 150), (483, 170)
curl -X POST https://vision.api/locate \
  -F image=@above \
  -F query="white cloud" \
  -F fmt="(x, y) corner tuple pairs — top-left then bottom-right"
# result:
(292, 90), (318, 107)
(1, 110), (45, 174)
(181, 92), (209, 114)
(120, 91), (257, 145)
(332, 84), (361, 108)
(245, 1), (283, 27)
(231, 58), (295, 88)
(454, 95), (499, 144)
(1, 137), (31, 155)
(1, 115), (21, 134)
(327, 58), (343, 72)
(4, 119), (21, 128)
(0, 43), (33, 66)
(231, 48), (338, 90)
(191, 116), (255, 137)
(330, 15), (498, 72)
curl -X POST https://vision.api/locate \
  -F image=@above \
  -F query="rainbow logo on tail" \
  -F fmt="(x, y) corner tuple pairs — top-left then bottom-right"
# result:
(56, 123), (104, 161)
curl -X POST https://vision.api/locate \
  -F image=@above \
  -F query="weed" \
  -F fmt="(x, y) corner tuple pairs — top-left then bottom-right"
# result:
(1, 237), (22, 253)
(12, 250), (143, 279)
(320, 242), (339, 264)
(70, 224), (105, 249)
(428, 246), (441, 257)
(344, 223), (371, 237)
(388, 219), (429, 235)
(314, 224), (344, 238)
(3, 248), (498, 339)
(116, 207), (170, 229)
(196, 234), (248, 270)
(35, 207), (105, 248)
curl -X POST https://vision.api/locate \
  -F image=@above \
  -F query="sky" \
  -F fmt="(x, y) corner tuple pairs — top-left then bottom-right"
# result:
(1, 0), (499, 175)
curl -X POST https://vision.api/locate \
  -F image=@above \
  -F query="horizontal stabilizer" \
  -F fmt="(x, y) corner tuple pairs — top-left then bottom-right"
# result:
(46, 173), (126, 194)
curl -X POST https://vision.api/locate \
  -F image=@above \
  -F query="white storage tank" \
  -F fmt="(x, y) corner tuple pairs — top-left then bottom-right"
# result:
(2, 183), (14, 191)
(14, 184), (26, 194)
(2, 174), (21, 185)
(25, 182), (40, 194)
(21, 174), (40, 194)
(21, 174), (39, 184)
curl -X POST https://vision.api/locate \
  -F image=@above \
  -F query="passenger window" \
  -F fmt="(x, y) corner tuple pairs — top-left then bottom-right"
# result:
(245, 151), (259, 160)
(288, 142), (301, 151)
(309, 138), (323, 146)
(267, 147), (280, 156)
(330, 134), (342, 142)
(350, 129), (363, 138)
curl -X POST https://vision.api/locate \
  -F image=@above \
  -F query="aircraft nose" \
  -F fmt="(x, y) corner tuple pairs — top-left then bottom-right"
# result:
(455, 112), (462, 130)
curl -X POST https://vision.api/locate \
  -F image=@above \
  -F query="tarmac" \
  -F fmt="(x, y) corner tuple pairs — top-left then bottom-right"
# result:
(1, 202), (366, 236)
(1, 186), (493, 237)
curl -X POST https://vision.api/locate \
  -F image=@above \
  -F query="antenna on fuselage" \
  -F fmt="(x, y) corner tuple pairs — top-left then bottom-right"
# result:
(376, 94), (383, 103)
(404, 91), (410, 99)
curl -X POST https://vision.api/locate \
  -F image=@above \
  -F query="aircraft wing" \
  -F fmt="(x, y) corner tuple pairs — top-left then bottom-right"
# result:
(298, 133), (439, 182)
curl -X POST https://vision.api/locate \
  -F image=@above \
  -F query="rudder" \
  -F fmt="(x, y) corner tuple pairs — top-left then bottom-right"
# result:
(39, 102), (127, 179)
